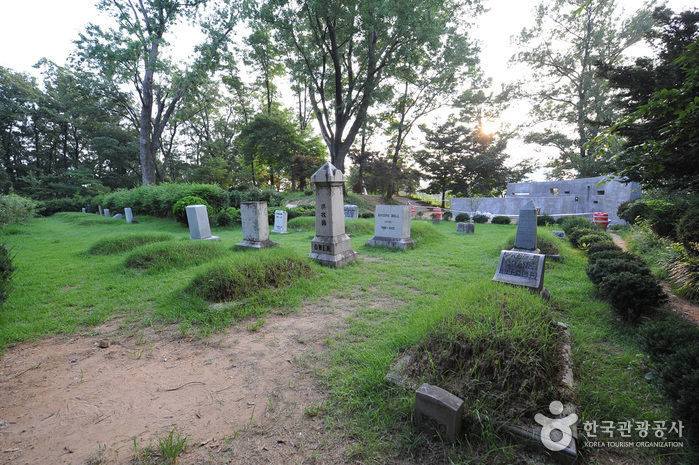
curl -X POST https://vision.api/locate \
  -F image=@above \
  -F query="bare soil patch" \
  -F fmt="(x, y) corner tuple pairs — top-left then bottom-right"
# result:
(0, 297), (361, 465)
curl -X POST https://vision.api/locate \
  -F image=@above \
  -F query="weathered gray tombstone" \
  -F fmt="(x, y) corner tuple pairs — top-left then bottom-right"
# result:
(235, 201), (278, 249)
(513, 200), (538, 252)
(308, 162), (357, 267)
(113, 213), (123, 219)
(272, 210), (288, 234)
(124, 207), (133, 223)
(553, 230), (565, 239)
(457, 222), (474, 234)
(493, 250), (546, 293)
(98, 205), (103, 216)
(185, 205), (219, 240)
(414, 383), (464, 443)
(103, 208), (110, 218)
(366, 205), (415, 249)
(344, 204), (359, 219)
(81, 208), (86, 213)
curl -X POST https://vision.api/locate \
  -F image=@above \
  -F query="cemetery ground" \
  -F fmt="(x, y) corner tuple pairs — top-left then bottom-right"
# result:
(0, 208), (695, 464)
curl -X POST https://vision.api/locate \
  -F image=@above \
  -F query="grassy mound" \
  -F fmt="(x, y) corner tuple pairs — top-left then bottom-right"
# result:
(404, 289), (564, 423)
(125, 240), (228, 272)
(410, 221), (444, 245)
(187, 250), (315, 302)
(504, 230), (561, 255)
(287, 216), (375, 235)
(88, 232), (174, 255)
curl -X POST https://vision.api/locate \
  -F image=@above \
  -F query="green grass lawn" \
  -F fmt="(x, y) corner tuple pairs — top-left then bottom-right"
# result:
(0, 213), (692, 463)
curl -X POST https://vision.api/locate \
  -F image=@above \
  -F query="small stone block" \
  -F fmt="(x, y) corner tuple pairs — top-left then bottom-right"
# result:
(113, 214), (123, 219)
(414, 383), (464, 442)
(273, 210), (288, 234)
(344, 204), (358, 219)
(553, 230), (565, 239)
(457, 222), (474, 234)
(103, 208), (110, 218)
(81, 208), (86, 213)
(125, 207), (133, 223)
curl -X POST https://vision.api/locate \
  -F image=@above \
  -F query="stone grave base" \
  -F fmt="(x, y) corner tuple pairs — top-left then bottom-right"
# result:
(308, 249), (357, 268)
(191, 235), (220, 241)
(235, 239), (278, 249)
(366, 236), (415, 250)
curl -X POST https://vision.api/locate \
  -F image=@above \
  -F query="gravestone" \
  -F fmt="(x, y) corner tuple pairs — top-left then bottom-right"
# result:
(366, 205), (415, 249)
(273, 210), (288, 234)
(98, 205), (103, 216)
(553, 230), (565, 239)
(344, 204), (358, 219)
(185, 205), (219, 240)
(457, 222), (474, 234)
(125, 208), (133, 223)
(414, 383), (464, 443)
(103, 208), (110, 218)
(308, 162), (357, 267)
(81, 208), (86, 213)
(236, 201), (278, 249)
(513, 200), (538, 252)
(493, 250), (546, 293)
(87, 204), (92, 213)
(113, 213), (123, 219)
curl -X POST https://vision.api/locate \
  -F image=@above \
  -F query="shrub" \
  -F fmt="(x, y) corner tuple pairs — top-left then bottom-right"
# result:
(172, 196), (212, 226)
(666, 253), (699, 302)
(638, 319), (699, 429)
(442, 211), (453, 221)
(0, 243), (15, 306)
(587, 250), (646, 266)
(620, 198), (684, 237)
(491, 216), (511, 225)
(0, 194), (37, 225)
(288, 205), (315, 219)
(229, 187), (284, 209)
(288, 216), (315, 230)
(304, 189), (314, 196)
(216, 207), (240, 227)
(360, 211), (374, 219)
(585, 258), (651, 286)
(677, 208), (699, 254)
(455, 213), (470, 222)
(504, 232), (560, 256)
(472, 214), (489, 224)
(577, 233), (614, 250)
(586, 242), (622, 255)
(35, 196), (83, 217)
(597, 272), (666, 321)
(568, 227), (603, 248)
(559, 216), (594, 234)
(537, 213), (555, 226)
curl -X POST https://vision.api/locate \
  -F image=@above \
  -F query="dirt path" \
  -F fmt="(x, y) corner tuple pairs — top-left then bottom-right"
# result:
(0, 296), (360, 465)
(609, 232), (699, 326)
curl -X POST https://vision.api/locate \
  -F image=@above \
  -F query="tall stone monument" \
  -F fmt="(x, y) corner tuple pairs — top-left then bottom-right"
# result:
(236, 201), (278, 249)
(185, 205), (219, 240)
(308, 162), (357, 267)
(513, 200), (538, 252)
(366, 205), (415, 249)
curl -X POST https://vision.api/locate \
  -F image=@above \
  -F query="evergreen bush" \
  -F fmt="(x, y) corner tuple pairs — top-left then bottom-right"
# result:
(0, 194), (37, 225)
(560, 216), (594, 234)
(577, 233), (614, 250)
(537, 213), (555, 226)
(597, 272), (666, 321)
(585, 258), (651, 286)
(491, 216), (511, 225)
(472, 214), (489, 224)
(568, 227), (605, 248)
(586, 242), (622, 255)
(587, 250), (646, 266)
(677, 208), (699, 254)
(455, 213), (470, 222)
(442, 211), (453, 221)
(172, 196), (212, 225)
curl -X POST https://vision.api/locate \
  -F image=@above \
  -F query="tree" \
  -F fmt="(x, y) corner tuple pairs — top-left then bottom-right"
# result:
(244, 25), (285, 116)
(599, 8), (699, 192)
(513, 0), (656, 178)
(263, 0), (477, 174)
(74, 0), (241, 185)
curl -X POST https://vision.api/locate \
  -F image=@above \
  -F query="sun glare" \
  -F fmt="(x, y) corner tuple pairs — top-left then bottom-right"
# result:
(480, 119), (499, 135)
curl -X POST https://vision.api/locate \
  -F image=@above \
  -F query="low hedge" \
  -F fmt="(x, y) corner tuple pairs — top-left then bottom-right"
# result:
(598, 272), (667, 321)
(491, 216), (511, 225)
(585, 258), (651, 286)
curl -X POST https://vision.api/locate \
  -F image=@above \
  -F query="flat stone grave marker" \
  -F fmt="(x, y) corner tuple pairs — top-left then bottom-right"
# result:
(308, 162), (357, 267)
(125, 208), (133, 223)
(457, 222), (474, 234)
(185, 205), (219, 240)
(344, 204), (358, 219)
(113, 213), (123, 219)
(103, 208), (110, 218)
(493, 250), (546, 292)
(236, 201), (278, 249)
(273, 210), (288, 234)
(553, 230), (565, 239)
(414, 383), (464, 443)
(514, 200), (538, 251)
(366, 205), (415, 249)
(81, 208), (86, 213)
(98, 205), (103, 216)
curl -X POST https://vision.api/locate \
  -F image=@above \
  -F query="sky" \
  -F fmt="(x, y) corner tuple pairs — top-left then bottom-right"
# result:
(0, 0), (695, 180)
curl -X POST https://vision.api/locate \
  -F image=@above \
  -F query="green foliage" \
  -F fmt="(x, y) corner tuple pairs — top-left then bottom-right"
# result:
(157, 426), (190, 464)
(172, 196), (211, 226)
(454, 212), (470, 222)
(491, 215), (511, 224)
(360, 211), (374, 219)
(568, 227), (606, 248)
(504, 232), (560, 256)
(597, 272), (667, 321)
(618, 198), (685, 237)
(288, 205), (315, 219)
(559, 216), (595, 234)
(578, 233), (614, 250)
(638, 319), (699, 430)
(229, 187), (284, 209)
(36, 197), (88, 217)
(472, 214), (489, 223)
(97, 184), (228, 218)
(667, 252), (699, 301)
(677, 208), (699, 254)
(586, 242), (622, 255)
(588, 250), (646, 266)
(187, 251), (314, 302)
(0, 195), (36, 226)
(442, 211), (453, 221)
(125, 241), (228, 273)
(537, 213), (555, 226)
(216, 207), (240, 227)
(0, 244), (15, 306)
(88, 233), (174, 255)
(585, 258), (651, 286)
